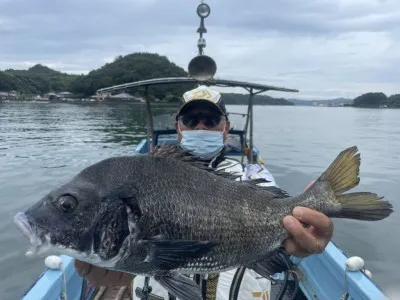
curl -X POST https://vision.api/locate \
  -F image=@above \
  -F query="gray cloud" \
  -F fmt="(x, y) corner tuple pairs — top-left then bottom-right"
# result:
(0, 0), (399, 99)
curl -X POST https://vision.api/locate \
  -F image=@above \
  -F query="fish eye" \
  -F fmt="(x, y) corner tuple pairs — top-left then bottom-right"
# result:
(57, 195), (78, 213)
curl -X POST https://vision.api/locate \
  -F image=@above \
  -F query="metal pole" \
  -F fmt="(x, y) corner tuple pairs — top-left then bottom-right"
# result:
(144, 86), (154, 152)
(241, 100), (251, 165)
(249, 88), (254, 163)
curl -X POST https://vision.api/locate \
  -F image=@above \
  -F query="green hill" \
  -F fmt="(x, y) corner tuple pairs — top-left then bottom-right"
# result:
(0, 64), (77, 94)
(352, 92), (400, 108)
(0, 53), (194, 99)
(69, 53), (194, 99)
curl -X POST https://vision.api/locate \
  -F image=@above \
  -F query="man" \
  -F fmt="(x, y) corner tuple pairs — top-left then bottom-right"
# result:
(75, 85), (334, 299)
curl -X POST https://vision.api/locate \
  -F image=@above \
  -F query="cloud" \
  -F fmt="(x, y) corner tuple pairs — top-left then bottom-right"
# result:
(0, 0), (399, 99)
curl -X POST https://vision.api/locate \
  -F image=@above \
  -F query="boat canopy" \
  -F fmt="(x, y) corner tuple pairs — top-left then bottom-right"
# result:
(97, 76), (298, 95)
(96, 77), (298, 163)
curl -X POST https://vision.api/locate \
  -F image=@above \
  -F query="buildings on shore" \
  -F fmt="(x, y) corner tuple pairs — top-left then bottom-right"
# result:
(0, 91), (76, 102)
(311, 101), (349, 107)
(0, 91), (149, 103)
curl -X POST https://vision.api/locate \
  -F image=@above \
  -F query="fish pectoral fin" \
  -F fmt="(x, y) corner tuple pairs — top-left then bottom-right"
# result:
(155, 272), (202, 300)
(249, 250), (293, 279)
(148, 238), (218, 270)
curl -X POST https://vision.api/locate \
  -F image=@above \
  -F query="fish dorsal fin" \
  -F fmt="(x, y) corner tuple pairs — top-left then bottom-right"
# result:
(150, 144), (193, 160)
(150, 144), (290, 198)
(150, 144), (242, 181)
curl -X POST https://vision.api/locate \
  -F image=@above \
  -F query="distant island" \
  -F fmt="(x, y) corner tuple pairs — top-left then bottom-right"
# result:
(0, 52), (399, 108)
(350, 92), (400, 108)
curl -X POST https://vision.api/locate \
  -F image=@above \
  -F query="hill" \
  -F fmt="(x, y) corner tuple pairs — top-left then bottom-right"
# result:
(69, 53), (195, 99)
(0, 53), (195, 100)
(0, 64), (78, 94)
(352, 92), (400, 108)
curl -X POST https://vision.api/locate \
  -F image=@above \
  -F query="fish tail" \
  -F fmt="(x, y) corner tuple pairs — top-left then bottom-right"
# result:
(311, 146), (393, 221)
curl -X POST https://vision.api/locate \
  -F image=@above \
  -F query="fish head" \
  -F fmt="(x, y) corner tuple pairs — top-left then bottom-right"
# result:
(13, 160), (137, 267)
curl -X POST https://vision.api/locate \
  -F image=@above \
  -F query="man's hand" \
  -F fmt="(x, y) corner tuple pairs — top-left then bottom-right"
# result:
(74, 260), (133, 287)
(282, 181), (334, 257)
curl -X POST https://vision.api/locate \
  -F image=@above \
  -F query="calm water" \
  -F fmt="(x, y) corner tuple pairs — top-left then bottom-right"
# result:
(0, 102), (399, 299)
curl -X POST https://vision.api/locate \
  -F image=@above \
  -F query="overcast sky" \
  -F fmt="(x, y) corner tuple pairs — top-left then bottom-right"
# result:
(0, 0), (399, 99)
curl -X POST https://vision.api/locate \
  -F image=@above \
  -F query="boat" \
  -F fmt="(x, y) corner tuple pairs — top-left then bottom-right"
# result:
(18, 2), (389, 300)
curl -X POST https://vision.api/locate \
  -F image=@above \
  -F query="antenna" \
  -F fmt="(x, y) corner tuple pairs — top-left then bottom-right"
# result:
(196, 1), (210, 55)
(187, 1), (217, 81)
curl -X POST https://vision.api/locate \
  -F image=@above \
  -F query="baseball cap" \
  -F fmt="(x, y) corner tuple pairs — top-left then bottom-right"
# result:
(176, 85), (228, 120)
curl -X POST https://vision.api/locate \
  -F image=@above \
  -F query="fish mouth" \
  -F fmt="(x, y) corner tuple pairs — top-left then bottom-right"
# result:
(13, 212), (51, 257)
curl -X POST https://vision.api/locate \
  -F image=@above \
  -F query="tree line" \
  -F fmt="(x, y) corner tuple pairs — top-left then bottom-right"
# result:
(0, 52), (398, 107)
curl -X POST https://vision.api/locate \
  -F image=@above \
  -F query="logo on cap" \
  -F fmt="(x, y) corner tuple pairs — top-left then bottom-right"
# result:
(183, 85), (222, 104)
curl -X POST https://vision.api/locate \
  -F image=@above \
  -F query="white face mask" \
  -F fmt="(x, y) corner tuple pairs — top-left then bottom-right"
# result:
(178, 125), (226, 159)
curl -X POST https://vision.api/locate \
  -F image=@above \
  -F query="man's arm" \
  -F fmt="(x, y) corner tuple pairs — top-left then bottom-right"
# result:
(74, 260), (134, 286)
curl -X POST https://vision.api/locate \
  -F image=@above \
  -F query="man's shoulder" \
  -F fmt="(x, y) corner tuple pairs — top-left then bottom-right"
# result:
(214, 156), (245, 177)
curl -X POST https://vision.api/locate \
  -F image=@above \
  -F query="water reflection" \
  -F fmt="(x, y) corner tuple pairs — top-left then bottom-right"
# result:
(100, 103), (179, 145)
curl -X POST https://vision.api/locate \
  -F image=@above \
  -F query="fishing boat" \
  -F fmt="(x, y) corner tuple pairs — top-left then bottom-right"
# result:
(18, 2), (389, 300)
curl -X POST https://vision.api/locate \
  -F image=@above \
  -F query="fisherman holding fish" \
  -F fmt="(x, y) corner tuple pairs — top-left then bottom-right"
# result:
(74, 85), (336, 299)
(14, 84), (391, 300)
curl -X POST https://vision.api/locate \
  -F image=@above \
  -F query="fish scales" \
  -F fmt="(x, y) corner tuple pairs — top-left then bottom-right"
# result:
(106, 155), (322, 274)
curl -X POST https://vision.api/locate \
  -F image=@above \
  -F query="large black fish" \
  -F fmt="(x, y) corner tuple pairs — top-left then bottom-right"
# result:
(13, 145), (393, 300)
